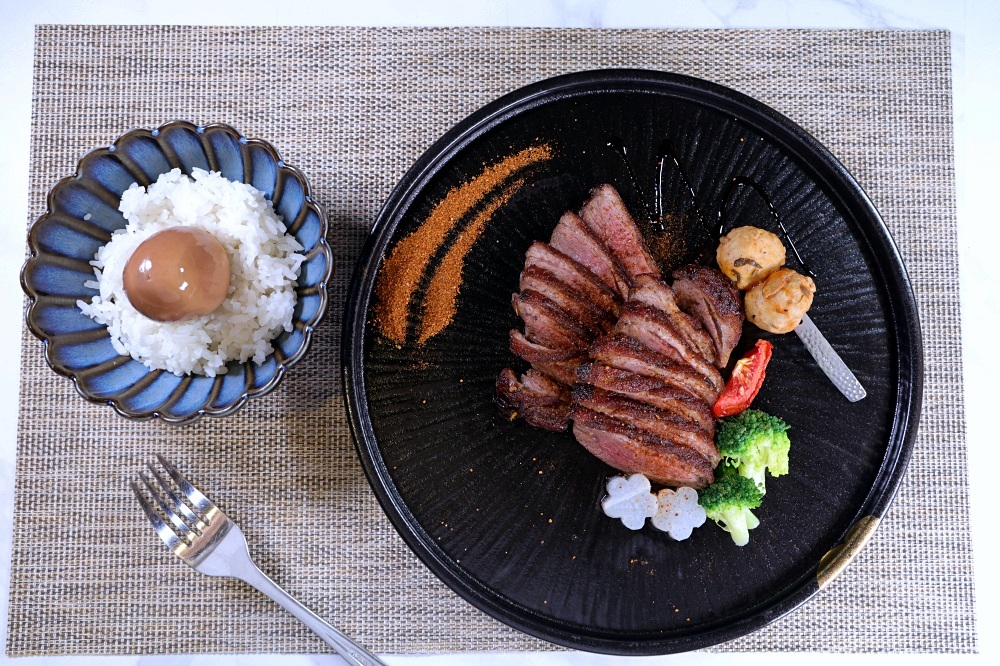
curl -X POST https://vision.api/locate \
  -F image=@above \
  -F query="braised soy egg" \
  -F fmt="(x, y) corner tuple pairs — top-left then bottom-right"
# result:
(122, 227), (231, 322)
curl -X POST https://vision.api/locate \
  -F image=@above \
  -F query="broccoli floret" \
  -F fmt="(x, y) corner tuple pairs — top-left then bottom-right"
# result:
(715, 409), (791, 491)
(698, 472), (763, 546)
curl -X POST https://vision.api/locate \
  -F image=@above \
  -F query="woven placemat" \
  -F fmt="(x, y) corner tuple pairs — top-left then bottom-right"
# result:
(8, 26), (973, 655)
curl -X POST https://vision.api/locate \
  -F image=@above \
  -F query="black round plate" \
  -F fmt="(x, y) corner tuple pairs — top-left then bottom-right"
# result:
(342, 70), (922, 654)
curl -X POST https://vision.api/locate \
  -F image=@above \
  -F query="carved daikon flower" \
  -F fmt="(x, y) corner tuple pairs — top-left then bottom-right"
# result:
(601, 474), (657, 530)
(651, 487), (707, 540)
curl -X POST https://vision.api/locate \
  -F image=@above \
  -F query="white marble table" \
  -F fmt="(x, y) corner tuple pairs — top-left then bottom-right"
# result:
(1, 1), (995, 664)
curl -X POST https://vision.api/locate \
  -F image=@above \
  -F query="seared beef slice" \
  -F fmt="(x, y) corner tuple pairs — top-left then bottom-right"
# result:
(671, 265), (744, 368)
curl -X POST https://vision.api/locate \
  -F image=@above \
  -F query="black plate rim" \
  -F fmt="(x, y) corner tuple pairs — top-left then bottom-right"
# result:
(341, 69), (924, 654)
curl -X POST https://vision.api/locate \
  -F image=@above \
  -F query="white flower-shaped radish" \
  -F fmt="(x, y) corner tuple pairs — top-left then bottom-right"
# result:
(651, 487), (707, 540)
(601, 474), (657, 530)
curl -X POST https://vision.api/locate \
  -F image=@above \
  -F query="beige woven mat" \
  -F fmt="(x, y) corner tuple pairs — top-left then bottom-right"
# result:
(9, 26), (973, 655)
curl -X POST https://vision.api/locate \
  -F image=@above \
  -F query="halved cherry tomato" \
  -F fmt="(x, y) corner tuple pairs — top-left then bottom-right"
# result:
(712, 339), (773, 418)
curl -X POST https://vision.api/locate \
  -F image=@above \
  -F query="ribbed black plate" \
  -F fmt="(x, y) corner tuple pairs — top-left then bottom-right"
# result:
(342, 70), (922, 654)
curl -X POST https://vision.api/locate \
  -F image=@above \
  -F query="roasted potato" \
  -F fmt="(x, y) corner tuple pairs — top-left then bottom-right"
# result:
(716, 226), (786, 289)
(745, 268), (816, 334)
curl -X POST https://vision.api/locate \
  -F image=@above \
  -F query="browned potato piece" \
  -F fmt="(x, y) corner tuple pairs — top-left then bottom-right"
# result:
(716, 226), (786, 289)
(745, 268), (816, 334)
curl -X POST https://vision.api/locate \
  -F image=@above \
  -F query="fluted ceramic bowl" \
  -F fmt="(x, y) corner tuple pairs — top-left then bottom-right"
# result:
(21, 121), (333, 424)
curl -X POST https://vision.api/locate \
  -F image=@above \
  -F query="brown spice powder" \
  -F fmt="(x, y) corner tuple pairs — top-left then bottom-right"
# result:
(645, 211), (705, 273)
(374, 144), (552, 343)
(418, 178), (525, 344)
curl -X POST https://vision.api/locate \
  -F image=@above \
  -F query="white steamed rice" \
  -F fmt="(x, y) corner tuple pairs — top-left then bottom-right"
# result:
(77, 168), (305, 377)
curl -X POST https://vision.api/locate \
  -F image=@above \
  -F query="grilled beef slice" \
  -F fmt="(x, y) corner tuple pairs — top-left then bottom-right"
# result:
(524, 242), (622, 317)
(509, 330), (587, 386)
(572, 385), (719, 466)
(671, 265), (744, 368)
(496, 368), (571, 432)
(613, 302), (725, 393)
(587, 334), (720, 404)
(628, 274), (716, 364)
(519, 265), (616, 336)
(549, 210), (631, 297)
(579, 184), (662, 282)
(576, 363), (715, 435)
(513, 289), (592, 351)
(571, 408), (714, 488)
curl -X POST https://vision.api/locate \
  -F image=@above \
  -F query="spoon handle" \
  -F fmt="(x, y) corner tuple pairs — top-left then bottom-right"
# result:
(794, 313), (867, 402)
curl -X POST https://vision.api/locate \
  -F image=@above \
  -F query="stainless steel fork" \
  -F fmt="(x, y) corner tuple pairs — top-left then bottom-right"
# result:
(132, 455), (386, 666)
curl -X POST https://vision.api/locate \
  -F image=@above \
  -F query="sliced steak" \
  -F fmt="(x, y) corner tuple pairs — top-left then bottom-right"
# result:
(531, 361), (583, 387)
(572, 385), (719, 466)
(579, 184), (661, 282)
(549, 210), (630, 297)
(509, 330), (586, 386)
(522, 369), (568, 398)
(631, 387), (716, 437)
(678, 312), (714, 359)
(628, 274), (715, 363)
(614, 302), (724, 393)
(627, 273), (675, 311)
(513, 289), (591, 351)
(571, 408), (714, 488)
(496, 368), (571, 432)
(509, 329), (586, 364)
(578, 362), (674, 392)
(524, 242), (621, 317)
(576, 363), (715, 435)
(519, 265), (615, 336)
(671, 265), (744, 368)
(587, 334), (720, 404)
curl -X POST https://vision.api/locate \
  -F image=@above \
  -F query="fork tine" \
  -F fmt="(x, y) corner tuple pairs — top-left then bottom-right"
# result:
(139, 471), (196, 541)
(156, 455), (218, 518)
(146, 463), (206, 534)
(131, 481), (185, 554)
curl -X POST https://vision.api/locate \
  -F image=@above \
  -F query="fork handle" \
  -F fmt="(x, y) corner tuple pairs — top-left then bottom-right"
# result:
(238, 565), (387, 666)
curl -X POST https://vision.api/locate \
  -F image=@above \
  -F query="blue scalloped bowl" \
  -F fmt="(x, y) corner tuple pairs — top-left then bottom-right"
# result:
(20, 121), (333, 424)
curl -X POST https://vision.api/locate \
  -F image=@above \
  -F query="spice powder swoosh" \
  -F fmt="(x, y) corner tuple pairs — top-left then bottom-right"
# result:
(418, 178), (525, 344)
(374, 144), (552, 344)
